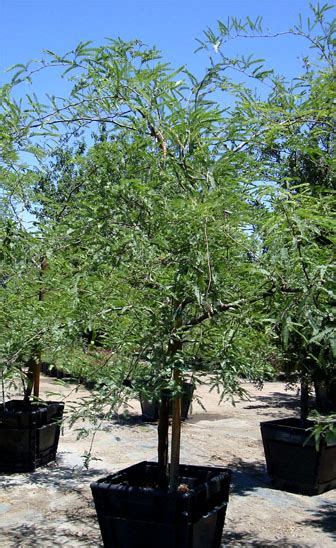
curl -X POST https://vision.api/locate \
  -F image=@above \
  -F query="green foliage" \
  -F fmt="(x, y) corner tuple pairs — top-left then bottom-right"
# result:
(308, 411), (336, 449)
(0, 4), (334, 424)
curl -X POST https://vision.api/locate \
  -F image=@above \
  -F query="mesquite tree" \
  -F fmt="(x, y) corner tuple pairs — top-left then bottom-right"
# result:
(1, 4), (334, 488)
(1, 38), (271, 490)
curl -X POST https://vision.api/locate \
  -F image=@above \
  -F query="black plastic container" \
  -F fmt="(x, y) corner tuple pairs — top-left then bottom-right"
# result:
(260, 417), (336, 496)
(91, 461), (231, 548)
(41, 362), (96, 389)
(41, 362), (70, 380)
(140, 383), (194, 422)
(0, 400), (64, 473)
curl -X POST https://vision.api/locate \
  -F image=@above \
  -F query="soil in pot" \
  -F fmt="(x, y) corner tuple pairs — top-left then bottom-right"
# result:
(91, 460), (231, 548)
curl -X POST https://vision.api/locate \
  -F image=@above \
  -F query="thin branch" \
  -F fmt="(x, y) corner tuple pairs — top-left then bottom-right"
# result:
(6, 329), (45, 365)
(204, 218), (212, 299)
(182, 289), (274, 331)
(28, 115), (134, 131)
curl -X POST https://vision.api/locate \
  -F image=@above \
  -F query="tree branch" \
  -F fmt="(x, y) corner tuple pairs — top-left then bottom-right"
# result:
(182, 289), (274, 331)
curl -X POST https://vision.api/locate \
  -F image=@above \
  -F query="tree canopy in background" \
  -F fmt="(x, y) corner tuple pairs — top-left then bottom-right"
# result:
(0, 3), (334, 419)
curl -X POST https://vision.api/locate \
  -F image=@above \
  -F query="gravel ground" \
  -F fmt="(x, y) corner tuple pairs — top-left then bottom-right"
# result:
(0, 377), (335, 547)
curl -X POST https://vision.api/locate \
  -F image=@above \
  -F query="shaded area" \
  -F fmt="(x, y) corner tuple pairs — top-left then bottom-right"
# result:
(226, 456), (270, 496)
(0, 518), (102, 547)
(301, 503), (336, 540)
(0, 464), (104, 546)
(221, 529), (309, 547)
(188, 412), (233, 424)
(0, 461), (106, 493)
(98, 413), (150, 427)
(244, 392), (301, 412)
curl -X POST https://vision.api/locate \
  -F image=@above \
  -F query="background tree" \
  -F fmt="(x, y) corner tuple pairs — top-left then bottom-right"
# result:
(200, 2), (335, 417)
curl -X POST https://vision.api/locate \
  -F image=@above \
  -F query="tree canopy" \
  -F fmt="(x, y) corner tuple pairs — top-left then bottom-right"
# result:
(0, 3), (335, 482)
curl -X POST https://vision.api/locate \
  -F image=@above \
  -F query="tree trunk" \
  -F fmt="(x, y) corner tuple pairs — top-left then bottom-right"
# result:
(33, 360), (40, 399)
(157, 301), (183, 491)
(24, 356), (35, 403)
(167, 305), (183, 492)
(300, 377), (310, 426)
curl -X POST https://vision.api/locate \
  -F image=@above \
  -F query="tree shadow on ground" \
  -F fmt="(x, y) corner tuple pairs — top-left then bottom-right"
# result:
(225, 456), (271, 496)
(0, 460), (106, 493)
(106, 409), (233, 426)
(221, 529), (309, 547)
(188, 412), (233, 424)
(115, 413), (148, 425)
(0, 516), (102, 547)
(0, 465), (104, 546)
(244, 392), (301, 412)
(301, 503), (336, 539)
(99, 413), (151, 427)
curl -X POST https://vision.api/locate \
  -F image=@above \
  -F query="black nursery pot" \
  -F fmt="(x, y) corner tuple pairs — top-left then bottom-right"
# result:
(140, 382), (194, 422)
(0, 400), (64, 473)
(260, 417), (336, 496)
(91, 461), (231, 548)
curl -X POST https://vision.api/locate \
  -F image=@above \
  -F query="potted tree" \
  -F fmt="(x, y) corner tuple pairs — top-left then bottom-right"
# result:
(137, 362), (195, 422)
(193, 2), (336, 498)
(1, 35), (274, 544)
(254, 42), (336, 494)
(259, 191), (336, 495)
(139, 383), (194, 422)
(0, 221), (64, 472)
(260, 322), (336, 497)
(2, 6), (331, 541)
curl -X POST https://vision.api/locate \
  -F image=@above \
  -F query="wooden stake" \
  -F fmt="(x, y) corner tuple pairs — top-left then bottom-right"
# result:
(32, 256), (48, 400)
(33, 360), (40, 399)
(169, 394), (181, 492)
(159, 299), (183, 491)
(158, 394), (169, 487)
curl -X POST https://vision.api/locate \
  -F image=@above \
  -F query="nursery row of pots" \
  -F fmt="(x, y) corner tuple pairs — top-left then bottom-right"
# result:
(40, 364), (194, 422)
(0, 395), (335, 547)
(40, 362), (97, 390)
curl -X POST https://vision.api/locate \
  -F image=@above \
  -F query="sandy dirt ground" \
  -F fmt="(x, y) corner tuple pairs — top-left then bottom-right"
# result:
(0, 377), (335, 547)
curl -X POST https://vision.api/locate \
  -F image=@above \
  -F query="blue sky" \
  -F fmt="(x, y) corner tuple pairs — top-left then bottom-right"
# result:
(0, 0), (327, 89)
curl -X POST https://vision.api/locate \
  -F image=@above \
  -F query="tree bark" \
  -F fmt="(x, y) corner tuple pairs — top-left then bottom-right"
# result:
(24, 356), (35, 403)
(167, 304), (183, 492)
(300, 376), (310, 426)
